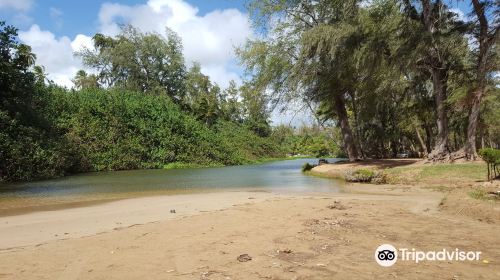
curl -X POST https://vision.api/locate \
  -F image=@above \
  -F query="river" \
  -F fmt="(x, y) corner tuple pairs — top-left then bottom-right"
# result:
(0, 158), (343, 215)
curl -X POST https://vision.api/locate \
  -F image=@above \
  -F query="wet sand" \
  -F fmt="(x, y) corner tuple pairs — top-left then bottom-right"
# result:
(0, 191), (281, 249)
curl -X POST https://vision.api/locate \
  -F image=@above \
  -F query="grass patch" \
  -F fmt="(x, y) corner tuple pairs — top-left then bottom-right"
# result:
(469, 189), (489, 200)
(248, 155), (312, 165)
(385, 163), (486, 184)
(468, 189), (500, 201)
(162, 162), (222, 169)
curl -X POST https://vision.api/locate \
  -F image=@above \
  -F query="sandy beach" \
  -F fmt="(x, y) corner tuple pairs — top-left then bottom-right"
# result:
(0, 191), (281, 249)
(0, 180), (499, 280)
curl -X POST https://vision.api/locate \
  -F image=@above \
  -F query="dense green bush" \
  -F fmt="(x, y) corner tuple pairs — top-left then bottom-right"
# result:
(302, 163), (316, 172)
(0, 22), (78, 181)
(50, 88), (280, 173)
(0, 86), (286, 182)
(214, 121), (283, 162)
(0, 110), (74, 181)
(478, 148), (500, 180)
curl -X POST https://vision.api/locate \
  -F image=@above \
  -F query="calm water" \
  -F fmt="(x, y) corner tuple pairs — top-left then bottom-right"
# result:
(0, 158), (343, 213)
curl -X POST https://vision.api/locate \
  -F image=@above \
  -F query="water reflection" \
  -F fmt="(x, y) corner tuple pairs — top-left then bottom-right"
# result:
(0, 158), (343, 212)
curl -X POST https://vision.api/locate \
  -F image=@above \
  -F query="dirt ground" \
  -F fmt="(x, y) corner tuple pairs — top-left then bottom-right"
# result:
(0, 182), (499, 280)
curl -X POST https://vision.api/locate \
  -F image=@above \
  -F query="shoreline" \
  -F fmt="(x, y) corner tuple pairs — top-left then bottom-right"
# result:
(0, 191), (285, 250)
(0, 156), (319, 186)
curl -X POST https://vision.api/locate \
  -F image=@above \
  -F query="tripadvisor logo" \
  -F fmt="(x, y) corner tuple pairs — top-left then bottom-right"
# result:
(375, 244), (482, 267)
(375, 244), (397, 267)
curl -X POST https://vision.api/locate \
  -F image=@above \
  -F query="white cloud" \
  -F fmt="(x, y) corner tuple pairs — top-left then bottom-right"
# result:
(97, 0), (252, 88)
(450, 8), (467, 22)
(71, 34), (94, 53)
(0, 0), (33, 11)
(19, 25), (92, 87)
(16, 0), (252, 89)
(201, 64), (241, 89)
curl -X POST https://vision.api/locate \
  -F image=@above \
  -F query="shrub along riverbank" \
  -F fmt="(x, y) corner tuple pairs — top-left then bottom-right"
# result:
(1, 88), (286, 182)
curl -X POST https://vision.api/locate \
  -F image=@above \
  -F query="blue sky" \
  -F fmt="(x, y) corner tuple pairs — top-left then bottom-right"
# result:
(0, 0), (252, 90)
(0, 0), (471, 126)
(1, 0), (248, 38)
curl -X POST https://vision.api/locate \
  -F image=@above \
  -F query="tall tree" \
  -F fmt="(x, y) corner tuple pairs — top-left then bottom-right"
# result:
(183, 63), (221, 125)
(464, 0), (499, 159)
(78, 26), (186, 100)
(400, 0), (468, 160)
(239, 0), (362, 161)
(220, 80), (243, 123)
(0, 21), (72, 181)
(240, 83), (271, 137)
(72, 70), (99, 90)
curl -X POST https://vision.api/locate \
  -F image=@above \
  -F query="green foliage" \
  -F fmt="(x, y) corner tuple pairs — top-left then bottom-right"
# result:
(302, 163), (315, 172)
(78, 25), (186, 99)
(0, 22), (73, 181)
(1, 86), (287, 181)
(214, 121), (283, 162)
(183, 63), (222, 125)
(163, 162), (219, 169)
(478, 148), (500, 164)
(271, 125), (341, 157)
(478, 148), (500, 180)
(54, 89), (242, 171)
(240, 0), (499, 160)
(0, 21), (286, 182)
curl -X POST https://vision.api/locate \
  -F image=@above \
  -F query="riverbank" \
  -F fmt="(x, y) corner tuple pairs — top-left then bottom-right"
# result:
(0, 158), (341, 217)
(0, 191), (281, 249)
(311, 159), (500, 223)
(0, 183), (499, 279)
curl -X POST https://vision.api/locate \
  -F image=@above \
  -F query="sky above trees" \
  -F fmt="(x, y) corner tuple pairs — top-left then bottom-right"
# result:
(0, 0), (474, 126)
(0, 0), (249, 89)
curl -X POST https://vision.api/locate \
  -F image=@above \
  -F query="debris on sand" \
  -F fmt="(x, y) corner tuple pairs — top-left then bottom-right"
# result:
(326, 201), (347, 210)
(237, 254), (252, 262)
(487, 191), (500, 199)
(278, 249), (292, 254)
(170, 209), (176, 214)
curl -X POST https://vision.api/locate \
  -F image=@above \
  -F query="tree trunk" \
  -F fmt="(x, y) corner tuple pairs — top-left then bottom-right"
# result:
(415, 126), (427, 157)
(334, 92), (359, 161)
(350, 91), (365, 158)
(464, 88), (484, 159)
(464, 0), (498, 160)
(421, 0), (451, 160)
(423, 123), (432, 154)
(428, 68), (450, 159)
